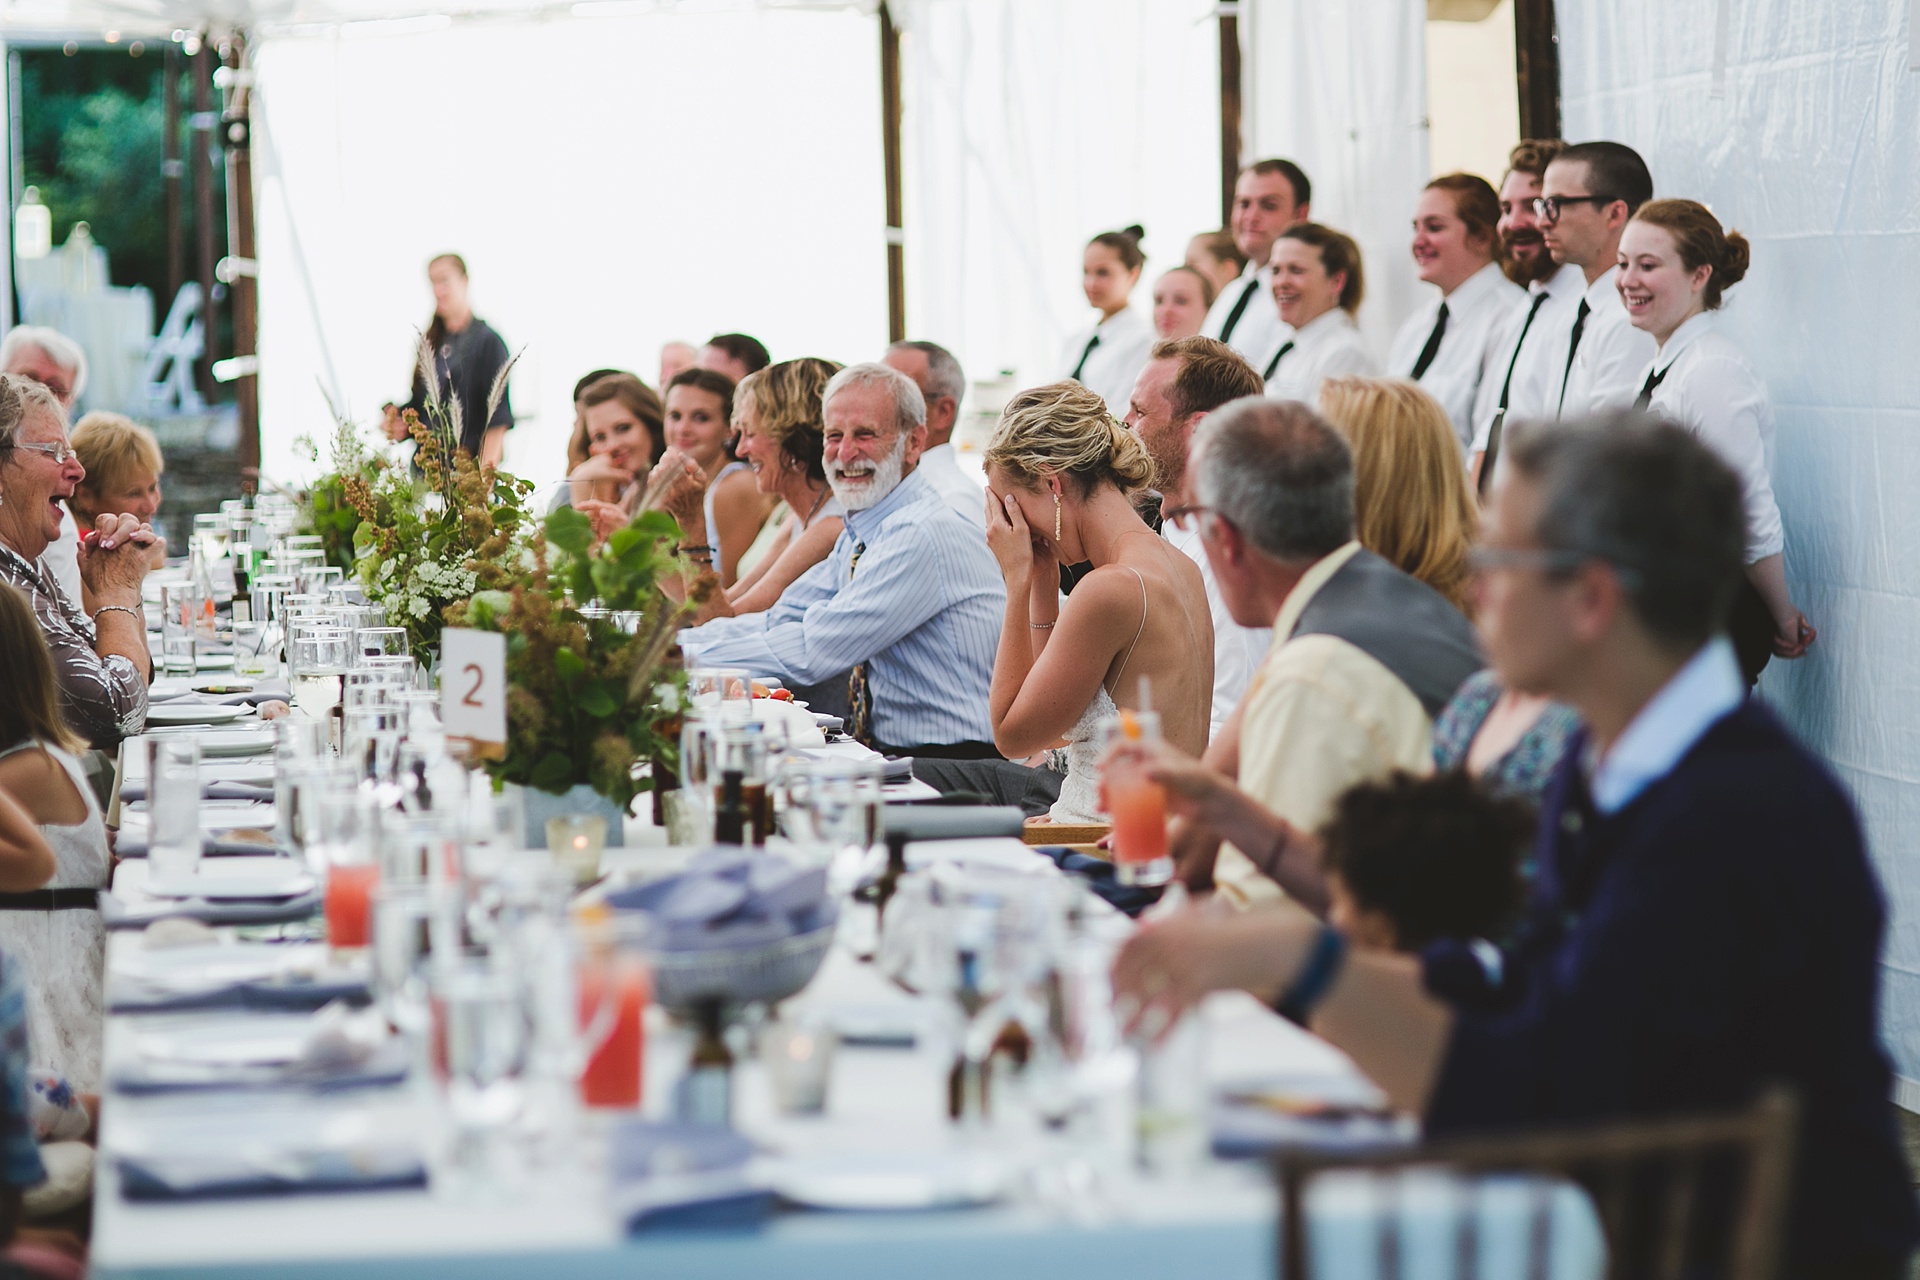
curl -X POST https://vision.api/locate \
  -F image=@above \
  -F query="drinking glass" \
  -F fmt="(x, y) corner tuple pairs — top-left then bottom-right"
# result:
(230, 618), (276, 680)
(311, 775), (378, 950)
(344, 704), (405, 784)
(274, 717), (332, 869)
(372, 881), (447, 1045)
(687, 667), (751, 723)
(290, 630), (352, 719)
(192, 512), (229, 561)
(355, 626), (410, 666)
(146, 737), (202, 881)
(1095, 712), (1172, 887)
(436, 956), (530, 1186)
(159, 584), (199, 675)
(781, 757), (884, 854)
(344, 668), (406, 711)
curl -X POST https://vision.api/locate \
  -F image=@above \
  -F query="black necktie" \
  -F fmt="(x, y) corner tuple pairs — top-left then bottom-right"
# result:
(1217, 276), (1262, 343)
(1408, 302), (1450, 380)
(1558, 298), (1592, 414)
(1633, 363), (1670, 411)
(1477, 291), (1551, 500)
(1069, 333), (1101, 382)
(844, 542), (872, 743)
(1262, 341), (1296, 382)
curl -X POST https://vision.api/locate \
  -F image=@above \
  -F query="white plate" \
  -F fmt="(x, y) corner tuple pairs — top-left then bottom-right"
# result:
(145, 703), (249, 727)
(769, 1150), (1010, 1211)
(145, 869), (316, 901)
(195, 653), (236, 670)
(191, 728), (277, 758)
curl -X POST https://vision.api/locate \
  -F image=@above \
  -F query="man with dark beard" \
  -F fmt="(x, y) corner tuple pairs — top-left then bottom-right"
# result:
(1467, 140), (1587, 492)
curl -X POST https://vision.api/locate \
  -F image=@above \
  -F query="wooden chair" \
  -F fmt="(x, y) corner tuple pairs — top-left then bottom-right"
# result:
(1272, 1088), (1797, 1280)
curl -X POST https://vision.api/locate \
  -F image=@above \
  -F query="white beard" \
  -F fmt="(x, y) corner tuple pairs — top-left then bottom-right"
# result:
(827, 433), (909, 512)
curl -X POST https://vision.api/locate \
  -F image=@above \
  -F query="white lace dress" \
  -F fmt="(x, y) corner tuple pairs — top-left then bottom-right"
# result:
(0, 741), (109, 1091)
(1047, 567), (1148, 825)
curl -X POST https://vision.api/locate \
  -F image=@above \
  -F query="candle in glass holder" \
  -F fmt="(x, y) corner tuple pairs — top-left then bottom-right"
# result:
(765, 1016), (837, 1115)
(547, 814), (608, 886)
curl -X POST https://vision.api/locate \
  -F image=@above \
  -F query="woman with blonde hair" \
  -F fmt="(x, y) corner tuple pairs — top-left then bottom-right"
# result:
(64, 411), (168, 594)
(979, 380), (1213, 823)
(1318, 376), (1477, 616)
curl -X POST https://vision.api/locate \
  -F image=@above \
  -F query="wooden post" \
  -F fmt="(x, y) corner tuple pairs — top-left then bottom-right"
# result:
(879, 1), (905, 344)
(1218, 7), (1243, 226)
(222, 33), (259, 480)
(163, 42), (184, 306)
(191, 39), (218, 401)
(1514, 0), (1561, 140)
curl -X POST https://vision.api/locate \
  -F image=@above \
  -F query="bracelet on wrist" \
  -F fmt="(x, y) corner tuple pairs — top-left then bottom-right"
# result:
(1029, 620), (1056, 630)
(1272, 924), (1347, 1027)
(92, 604), (143, 624)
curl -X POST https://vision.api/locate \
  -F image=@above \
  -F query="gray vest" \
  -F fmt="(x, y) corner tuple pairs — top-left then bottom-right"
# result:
(1289, 547), (1483, 718)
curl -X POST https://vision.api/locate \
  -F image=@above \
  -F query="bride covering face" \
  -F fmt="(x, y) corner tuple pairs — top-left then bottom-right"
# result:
(981, 381), (1214, 823)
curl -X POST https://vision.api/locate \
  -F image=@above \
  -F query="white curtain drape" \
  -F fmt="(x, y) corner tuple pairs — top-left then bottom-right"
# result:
(1241, 0), (1430, 362)
(1558, 0), (1920, 1096)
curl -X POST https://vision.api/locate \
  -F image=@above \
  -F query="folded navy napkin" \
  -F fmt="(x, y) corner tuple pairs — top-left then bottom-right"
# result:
(115, 830), (282, 858)
(118, 1145), (427, 1201)
(112, 1036), (410, 1096)
(101, 886), (321, 931)
(110, 971), (371, 1015)
(121, 780), (276, 804)
(1031, 846), (1165, 917)
(609, 1121), (772, 1233)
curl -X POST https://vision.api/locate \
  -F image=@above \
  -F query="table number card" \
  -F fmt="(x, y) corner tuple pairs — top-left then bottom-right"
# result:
(440, 628), (507, 758)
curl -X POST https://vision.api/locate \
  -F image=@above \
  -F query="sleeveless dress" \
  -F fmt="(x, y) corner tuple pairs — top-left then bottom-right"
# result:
(0, 741), (109, 1092)
(703, 459), (753, 566)
(1048, 567), (1149, 824)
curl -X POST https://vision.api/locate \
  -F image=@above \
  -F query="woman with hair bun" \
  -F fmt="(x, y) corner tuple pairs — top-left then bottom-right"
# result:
(976, 380), (1213, 823)
(1059, 226), (1157, 415)
(1619, 198), (1811, 683)
(1262, 222), (1378, 404)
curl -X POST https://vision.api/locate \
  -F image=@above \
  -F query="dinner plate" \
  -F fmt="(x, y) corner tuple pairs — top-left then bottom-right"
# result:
(191, 728), (277, 758)
(145, 703), (249, 727)
(145, 869), (316, 901)
(769, 1150), (1010, 1211)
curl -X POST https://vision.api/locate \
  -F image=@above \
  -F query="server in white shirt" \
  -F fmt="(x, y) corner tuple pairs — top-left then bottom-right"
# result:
(883, 339), (985, 526)
(1262, 223), (1377, 403)
(1058, 226), (1156, 416)
(1185, 228), (1246, 300)
(1470, 139), (1584, 492)
(1200, 159), (1312, 364)
(1536, 141), (1657, 419)
(1387, 174), (1525, 452)
(1121, 336), (1271, 742)
(1618, 197), (1813, 684)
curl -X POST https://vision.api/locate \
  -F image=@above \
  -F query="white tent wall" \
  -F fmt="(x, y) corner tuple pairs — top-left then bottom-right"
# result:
(895, 0), (1221, 399)
(1241, 0), (1430, 361)
(250, 6), (887, 491)
(1558, 0), (1920, 1097)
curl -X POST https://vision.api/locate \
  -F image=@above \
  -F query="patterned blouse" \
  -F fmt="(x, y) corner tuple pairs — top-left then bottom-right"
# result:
(1431, 668), (1582, 807)
(0, 541), (147, 750)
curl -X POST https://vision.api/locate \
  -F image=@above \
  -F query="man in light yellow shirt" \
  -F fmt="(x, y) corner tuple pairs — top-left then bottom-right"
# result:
(1182, 398), (1482, 904)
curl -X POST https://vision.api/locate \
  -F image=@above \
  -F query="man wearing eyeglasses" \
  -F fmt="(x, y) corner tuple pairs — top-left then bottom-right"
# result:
(1537, 142), (1657, 419)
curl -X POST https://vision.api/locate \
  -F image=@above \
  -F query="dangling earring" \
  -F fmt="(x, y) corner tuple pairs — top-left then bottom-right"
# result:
(1053, 491), (1062, 542)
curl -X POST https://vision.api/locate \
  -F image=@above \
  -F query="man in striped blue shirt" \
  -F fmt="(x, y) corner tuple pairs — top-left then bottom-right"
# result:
(679, 363), (1005, 757)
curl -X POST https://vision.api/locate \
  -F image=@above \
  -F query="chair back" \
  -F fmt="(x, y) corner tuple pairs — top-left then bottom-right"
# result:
(1272, 1087), (1797, 1280)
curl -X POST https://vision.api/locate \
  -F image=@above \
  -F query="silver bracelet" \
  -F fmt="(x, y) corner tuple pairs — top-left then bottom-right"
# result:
(1029, 620), (1056, 630)
(92, 605), (142, 624)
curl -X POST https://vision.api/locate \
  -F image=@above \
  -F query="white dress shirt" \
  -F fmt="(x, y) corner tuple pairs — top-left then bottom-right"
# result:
(679, 466), (1005, 749)
(915, 442), (986, 527)
(1557, 264), (1657, 419)
(1059, 304), (1155, 416)
(1470, 262), (1587, 453)
(1263, 308), (1377, 404)
(1587, 636), (1743, 814)
(1164, 520), (1271, 743)
(1640, 312), (1784, 564)
(1388, 262), (1525, 451)
(1200, 261), (1289, 366)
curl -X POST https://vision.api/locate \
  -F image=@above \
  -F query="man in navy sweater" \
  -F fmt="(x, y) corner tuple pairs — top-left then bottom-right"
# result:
(1114, 415), (1918, 1276)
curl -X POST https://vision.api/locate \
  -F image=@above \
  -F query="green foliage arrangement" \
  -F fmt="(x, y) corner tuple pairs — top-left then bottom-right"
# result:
(450, 506), (697, 812)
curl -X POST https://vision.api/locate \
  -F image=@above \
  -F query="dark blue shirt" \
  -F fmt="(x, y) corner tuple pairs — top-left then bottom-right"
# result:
(1422, 701), (1919, 1269)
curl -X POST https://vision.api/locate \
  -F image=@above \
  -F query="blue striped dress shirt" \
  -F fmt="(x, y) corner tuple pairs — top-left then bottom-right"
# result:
(679, 466), (1005, 748)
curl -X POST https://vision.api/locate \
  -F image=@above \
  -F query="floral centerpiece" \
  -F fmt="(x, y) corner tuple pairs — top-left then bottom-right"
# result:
(449, 505), (700, 815)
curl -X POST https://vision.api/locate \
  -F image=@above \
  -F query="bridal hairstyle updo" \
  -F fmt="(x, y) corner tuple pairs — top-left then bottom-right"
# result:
(1628, 199), (1751, 310)
(986, 380), (1158, 496)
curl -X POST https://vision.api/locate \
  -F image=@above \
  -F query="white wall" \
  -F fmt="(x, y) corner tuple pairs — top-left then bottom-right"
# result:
(1559, 0), (1920, 1093)
(251, 6), (887, 491)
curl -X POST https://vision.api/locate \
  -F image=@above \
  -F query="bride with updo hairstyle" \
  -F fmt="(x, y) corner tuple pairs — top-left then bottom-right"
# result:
(981, 380), (1214, 824)
(1618, 197), (1811, 685)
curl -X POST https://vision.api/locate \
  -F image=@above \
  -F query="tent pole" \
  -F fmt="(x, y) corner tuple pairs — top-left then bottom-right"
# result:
(1513, 0), (1560, 139)
(221, 32), (259, 484)
(1218, 5), (1242, 225)
(163, 42), (183, 307)
(191, 37), (218, 402)
(879, 1), (904, 344)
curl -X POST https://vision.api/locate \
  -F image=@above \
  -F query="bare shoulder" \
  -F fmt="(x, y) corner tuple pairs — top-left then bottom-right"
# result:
(0, 747), (85, 824)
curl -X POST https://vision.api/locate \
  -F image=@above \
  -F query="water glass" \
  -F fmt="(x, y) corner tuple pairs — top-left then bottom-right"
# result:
(146, 737), (202, 880)
(344, 704), (405, 784)
(159, 584), (199, 675)
(355, 626), (410, 666)
(688, 667), (752, 723)
(231, 619), (276, 680)
(781, 757), (884, 854)
(290, 630), (352, 719)
(436, 957), (530, 1185)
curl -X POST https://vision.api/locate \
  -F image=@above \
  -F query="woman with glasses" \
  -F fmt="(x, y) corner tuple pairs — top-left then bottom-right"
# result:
(1618, 198), (1811, 683)
(1262, 223), (1378, 403)
(0, 376), (151, 751)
